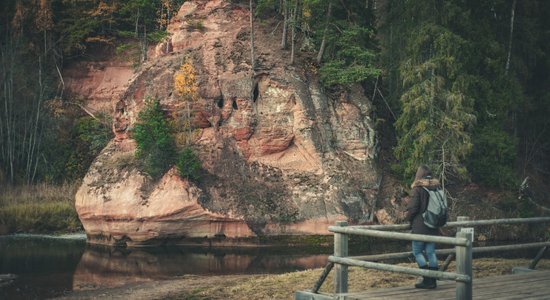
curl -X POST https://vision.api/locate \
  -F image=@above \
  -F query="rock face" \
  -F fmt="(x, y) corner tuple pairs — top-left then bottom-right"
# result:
(75, 0), (380, 247)
(64, 59), (134, 116)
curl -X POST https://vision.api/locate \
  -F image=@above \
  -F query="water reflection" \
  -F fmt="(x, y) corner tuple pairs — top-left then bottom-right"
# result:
(2, 234), (546, 299)
(73, 246), (329, 290)
(0, 235), (330, 298)
(0, 235), (85, 299)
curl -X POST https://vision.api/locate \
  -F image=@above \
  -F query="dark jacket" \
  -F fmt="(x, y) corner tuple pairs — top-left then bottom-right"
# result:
(406, 178), (441, 236)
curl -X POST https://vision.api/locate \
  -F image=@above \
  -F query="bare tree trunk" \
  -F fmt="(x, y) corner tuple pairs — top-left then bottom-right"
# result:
(0, 47), (7, 166)
(250, 0), (256, 72)
(160, 4), (164, 30)
(135, 8), (140, 38)
(166, 5), (171, 54)
(441, 140), (446, 191)
(186, 100), (191, 144)
(167, 3), (171, 28)
(339, 0), (351, 21)
(26, 56), (44, 184)
(505, 0), (516, 75)
(316, 1), (332, 64)
(290, 0), (299, 65)
(55, 63), (64, 98)
(281, 0), (288, 49)
(1, 39), (16, 183)
(1, 33), (46, 184)
(43, 30), (47, 57)
(142, 26), (147, 62)
(250, 0), (257, 102)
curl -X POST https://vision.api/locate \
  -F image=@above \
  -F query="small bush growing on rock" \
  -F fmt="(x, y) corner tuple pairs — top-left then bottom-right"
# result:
(133, 98), (176, 179)
(187, 19), (205, 31)
(176, 147), (201, 181)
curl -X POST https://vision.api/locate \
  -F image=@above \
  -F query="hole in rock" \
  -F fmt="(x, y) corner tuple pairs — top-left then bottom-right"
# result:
(232, 99), (238, 110)
(253, 83), (259, 102)
(217, 97), (224, 108)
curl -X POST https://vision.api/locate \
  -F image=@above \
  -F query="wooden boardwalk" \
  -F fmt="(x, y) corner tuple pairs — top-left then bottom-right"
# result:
(298, 270), (550, 300)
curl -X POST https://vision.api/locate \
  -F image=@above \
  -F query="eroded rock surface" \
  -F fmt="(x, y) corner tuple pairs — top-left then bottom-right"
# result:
(75, 0), (380, 246)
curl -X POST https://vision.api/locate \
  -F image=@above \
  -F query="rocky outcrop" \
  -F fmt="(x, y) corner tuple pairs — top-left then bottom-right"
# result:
(75, 0), (380, 246)
(64, 59), (134, 115)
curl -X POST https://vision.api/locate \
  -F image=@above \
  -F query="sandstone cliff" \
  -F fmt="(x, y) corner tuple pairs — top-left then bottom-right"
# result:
(74, 0), (380, 247)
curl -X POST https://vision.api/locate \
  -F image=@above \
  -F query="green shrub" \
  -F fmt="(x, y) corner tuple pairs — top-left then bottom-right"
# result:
(147, 30), (170, 43)
(468, 124), (518, 188)
(133, 98), (176, 179)
(115, 43), (137, 55)
(320, 60), (380, 87)
(318, 25), (380, 87)
(117, 30), (136, 39)
(176, 147), (202, 181)
(76, 116), (112, 155)
(65, 116), (112, 181)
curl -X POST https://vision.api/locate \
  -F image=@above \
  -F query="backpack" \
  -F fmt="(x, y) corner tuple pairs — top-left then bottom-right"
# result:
(422, 187), (448, 228)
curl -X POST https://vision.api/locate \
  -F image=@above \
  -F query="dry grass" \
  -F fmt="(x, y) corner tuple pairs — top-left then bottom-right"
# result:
(161, 258), (550, 300)
(0, 182), (78, 205)
(0, 182), (82, 233)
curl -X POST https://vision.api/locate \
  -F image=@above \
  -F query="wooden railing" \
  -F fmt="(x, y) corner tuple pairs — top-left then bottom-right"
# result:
(295, 216), (550, 300)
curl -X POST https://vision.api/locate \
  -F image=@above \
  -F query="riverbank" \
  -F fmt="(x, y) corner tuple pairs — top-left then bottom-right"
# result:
(56, 258), (550, 299)
(0, 183), (82, 234)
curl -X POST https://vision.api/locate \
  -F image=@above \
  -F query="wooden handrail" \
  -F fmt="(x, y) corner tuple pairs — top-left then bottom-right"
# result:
(347, 241), (550, 262)
(328, 226), (470, 246)
(351, 216), (550, 231)
(328, 256), (471, 282)
(299, 216), (550, 300)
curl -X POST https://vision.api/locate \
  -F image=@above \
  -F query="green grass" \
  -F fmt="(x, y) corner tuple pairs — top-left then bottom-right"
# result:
(0, 183), (82, 234)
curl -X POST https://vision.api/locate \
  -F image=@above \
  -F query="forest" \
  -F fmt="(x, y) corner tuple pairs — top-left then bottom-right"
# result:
(0, 0), (549, 224)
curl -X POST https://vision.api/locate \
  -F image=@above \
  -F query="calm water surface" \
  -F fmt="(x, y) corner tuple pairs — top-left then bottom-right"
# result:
(0, 234), (335, 299)
(1, 234), (545, 299)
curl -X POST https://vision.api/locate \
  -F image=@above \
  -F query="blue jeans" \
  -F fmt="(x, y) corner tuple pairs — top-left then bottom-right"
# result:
(412, 241), (437, 268)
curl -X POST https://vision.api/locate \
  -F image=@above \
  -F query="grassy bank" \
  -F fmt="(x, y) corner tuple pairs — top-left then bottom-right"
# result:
(175, 258), (550, 299)
(0, 183), (82, 234)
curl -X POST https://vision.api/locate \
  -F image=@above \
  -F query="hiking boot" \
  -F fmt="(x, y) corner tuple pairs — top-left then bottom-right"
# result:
(415, 266), (437, 289)
(427, 266), (438, 288)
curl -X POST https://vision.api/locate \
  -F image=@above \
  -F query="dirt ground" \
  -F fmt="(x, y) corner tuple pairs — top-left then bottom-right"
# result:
(56, 258), (550, 300)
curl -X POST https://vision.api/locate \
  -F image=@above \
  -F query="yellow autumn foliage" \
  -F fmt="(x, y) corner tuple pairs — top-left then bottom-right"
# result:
(173, 61), (199, 147)
(174, 61), (198, 101)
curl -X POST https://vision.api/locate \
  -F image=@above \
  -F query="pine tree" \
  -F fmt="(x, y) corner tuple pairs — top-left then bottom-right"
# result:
(394, 24), (476, 182)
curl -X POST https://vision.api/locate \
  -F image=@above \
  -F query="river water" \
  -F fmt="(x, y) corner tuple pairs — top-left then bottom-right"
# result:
(1, 234), (341, 299)
(1, 234), (546, 299)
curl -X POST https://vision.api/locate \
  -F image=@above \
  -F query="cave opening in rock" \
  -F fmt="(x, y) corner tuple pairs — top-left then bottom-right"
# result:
(253, 82), (259, 103)
(216, 97), (224, 108)
(232, 99), (238, 110)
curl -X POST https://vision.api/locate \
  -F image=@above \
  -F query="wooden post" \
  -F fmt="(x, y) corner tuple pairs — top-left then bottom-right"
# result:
(445, 217), (470, 271)
(334, 221), (348, 295)
(312, 262), (334, 293)
(440, 253), (455, 271)
(456, 230), (473, 300)
(529, 246), (548, 270)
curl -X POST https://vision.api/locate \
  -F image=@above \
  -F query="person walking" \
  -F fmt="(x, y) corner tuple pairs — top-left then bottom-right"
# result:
(406, 165), (441, 289)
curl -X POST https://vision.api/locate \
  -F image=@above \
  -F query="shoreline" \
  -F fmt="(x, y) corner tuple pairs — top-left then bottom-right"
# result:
(55, 258), (550, 300)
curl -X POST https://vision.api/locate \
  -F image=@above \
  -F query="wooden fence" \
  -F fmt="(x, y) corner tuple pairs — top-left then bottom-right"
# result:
(295, 216), (550, 300)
